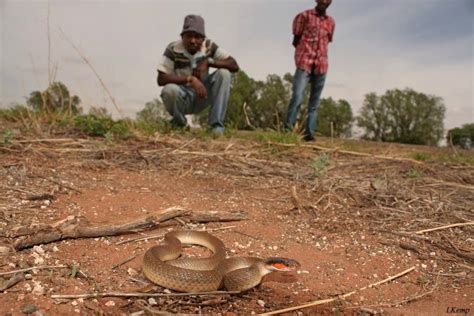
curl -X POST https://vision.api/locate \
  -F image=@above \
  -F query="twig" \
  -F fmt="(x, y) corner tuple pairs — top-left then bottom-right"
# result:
(0, 265), (67, 277)
(263, 266), (416, 315)
(51, 290), (240, 300)
(111, 255), (137, 270)
(58, 27), (124, 118)
(415, 222), (474, 234)
(0, 273), (25, 292)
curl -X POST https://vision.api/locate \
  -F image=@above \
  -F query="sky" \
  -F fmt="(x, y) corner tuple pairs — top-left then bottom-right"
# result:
(1, 0), (473, 131)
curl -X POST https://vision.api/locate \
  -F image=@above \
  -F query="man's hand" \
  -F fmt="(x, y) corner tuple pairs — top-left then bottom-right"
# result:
(192, 58), (209, 80)
(189, 76), (207, 99)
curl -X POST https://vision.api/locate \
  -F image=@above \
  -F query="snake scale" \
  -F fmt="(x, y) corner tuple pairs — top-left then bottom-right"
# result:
(143, 230), (300, 292)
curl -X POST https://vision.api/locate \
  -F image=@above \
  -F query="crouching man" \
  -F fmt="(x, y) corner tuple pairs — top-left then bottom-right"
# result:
(157, 14), (239, 135)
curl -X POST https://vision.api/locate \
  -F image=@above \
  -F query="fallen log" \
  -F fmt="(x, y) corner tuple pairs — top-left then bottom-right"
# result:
(10, 208), (247, 251)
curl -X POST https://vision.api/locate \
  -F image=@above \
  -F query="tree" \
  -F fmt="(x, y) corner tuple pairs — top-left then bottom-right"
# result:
(251, 74), (289, 129)
(27, 81), (82, 115)
(356, 92), (391, 141)
(447, 123), (474, 149)
(317, 98), (353, 137)
(357, 88), (446, 145)
(225, 71), (259, 129)
(136, 98), (169, 124)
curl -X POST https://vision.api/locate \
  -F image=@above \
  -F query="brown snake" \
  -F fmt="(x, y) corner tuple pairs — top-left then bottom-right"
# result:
(143, 230), (300, 292)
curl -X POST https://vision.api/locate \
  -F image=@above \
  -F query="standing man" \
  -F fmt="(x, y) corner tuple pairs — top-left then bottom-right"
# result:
(284, 0), (335, 141)
(157, 14), (239, 135)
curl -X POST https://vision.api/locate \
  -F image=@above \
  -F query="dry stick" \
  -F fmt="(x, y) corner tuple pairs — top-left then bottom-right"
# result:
(415, 222), (474, 235)
(58, 27), (124, 118)
(51, 290), (240, 300)
(13, 208), (187, 250)
(0, 273), (25, 292)
(111, 255), (137, 270)
(263, 266), (416, 315)
(268, 142), (424, 165)
(0, 265), (67, 277)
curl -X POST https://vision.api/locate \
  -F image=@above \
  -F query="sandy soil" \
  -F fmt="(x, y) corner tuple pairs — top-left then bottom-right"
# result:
(0, 135), (472, 315)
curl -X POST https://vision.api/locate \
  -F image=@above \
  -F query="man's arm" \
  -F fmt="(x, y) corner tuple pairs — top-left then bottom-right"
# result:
(210, 56), (239, 73)
(157, 71), (207, 99)
(292, 35), (302, 47)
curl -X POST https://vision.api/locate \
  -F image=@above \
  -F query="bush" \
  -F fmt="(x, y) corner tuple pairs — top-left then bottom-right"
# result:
(74, 115), (132, 140)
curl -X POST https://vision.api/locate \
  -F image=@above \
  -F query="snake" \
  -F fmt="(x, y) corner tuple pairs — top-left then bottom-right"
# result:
(142, 230), (300, 293)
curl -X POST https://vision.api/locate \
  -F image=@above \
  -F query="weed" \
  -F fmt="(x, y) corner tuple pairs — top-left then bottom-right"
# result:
(411, 152), (431, 161)
(0, 129), (14, 145)
(407, 168), (425, 179)
(254, 130), (300, 144)
(310, 154), (330, 177)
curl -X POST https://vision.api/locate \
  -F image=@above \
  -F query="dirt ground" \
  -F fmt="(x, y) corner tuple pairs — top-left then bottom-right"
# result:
(0, 134), (473, 315)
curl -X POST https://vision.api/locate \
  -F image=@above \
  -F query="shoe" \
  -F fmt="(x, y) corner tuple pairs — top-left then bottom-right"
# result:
(303, 135), (315, 142)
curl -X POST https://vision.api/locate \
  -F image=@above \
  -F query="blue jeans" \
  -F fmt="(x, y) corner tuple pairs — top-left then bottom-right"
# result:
(161, 69), (232, 134)
(284, 68), (327, 139)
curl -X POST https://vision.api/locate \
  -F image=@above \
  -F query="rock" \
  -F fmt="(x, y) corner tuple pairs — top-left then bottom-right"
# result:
(257, 300), (265, 307)
(21, 304), (38, 314)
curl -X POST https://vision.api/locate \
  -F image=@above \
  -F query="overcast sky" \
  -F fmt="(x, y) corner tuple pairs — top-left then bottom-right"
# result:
(1, 0), (473, 130)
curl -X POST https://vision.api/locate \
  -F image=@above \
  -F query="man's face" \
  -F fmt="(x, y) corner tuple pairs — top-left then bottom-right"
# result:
(316, 0), (332, 12)
(182, 32), (205, 55)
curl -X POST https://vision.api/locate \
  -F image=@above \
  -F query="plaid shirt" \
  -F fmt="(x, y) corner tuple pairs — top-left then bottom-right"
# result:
(293, 9), (335, 74)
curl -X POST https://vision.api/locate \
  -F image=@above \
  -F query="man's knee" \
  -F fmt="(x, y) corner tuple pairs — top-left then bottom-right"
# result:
(214, 69), (231, 82)
(161, 84), (180, 101)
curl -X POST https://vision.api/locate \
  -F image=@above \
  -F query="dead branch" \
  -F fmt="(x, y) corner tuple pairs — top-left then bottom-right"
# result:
(51, 290), (240, 300)
(0, 273), (25, 292)
(0, 265), (67, 277)
(415, 221), (474, 234)
(11, 207), (187, 250)
(265, 266), (416, 315)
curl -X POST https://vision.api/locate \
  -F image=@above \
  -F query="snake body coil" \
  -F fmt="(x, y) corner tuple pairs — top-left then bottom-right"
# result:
(143, 230), (299, 292)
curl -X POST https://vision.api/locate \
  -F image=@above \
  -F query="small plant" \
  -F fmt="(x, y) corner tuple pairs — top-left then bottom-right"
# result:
(310, 154), (330, 177)
(255, 130), (300, 144)
(74, 115), (132, 140)
(0, 129), (14, 145)
(407, 168), (425, 180)
(411, 152), (431, 161)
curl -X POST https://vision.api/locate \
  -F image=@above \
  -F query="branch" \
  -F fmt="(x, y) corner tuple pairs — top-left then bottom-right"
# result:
(11, 207), (187, 250)
(264, 266), (416, 315)
(415, 222), (474, 235)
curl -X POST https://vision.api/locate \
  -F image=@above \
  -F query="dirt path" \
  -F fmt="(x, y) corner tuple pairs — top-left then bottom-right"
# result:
(1, 136), (472, 315)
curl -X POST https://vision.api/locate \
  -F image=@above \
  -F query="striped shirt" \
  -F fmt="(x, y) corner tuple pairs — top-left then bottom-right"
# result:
(293, 9), (335, 74)
(157, 39), (230, 77)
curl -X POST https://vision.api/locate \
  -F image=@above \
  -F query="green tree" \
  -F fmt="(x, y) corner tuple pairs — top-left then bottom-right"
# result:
(447, 123), (474, 149)
(27, 81), (82, 115)
(356, 92), (391, 141)
(357, 88), (445, 145)
(136, 98), (169, 123)
(88, 106), (111, 118)
(225, 71), (259, 129)
(251, 74), (289, 129)
(317, 98), (353, 137)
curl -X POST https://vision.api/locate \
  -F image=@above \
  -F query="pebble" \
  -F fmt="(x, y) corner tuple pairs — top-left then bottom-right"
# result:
(105, 300), (115, 307)
(22, 304), (38, 314)
(148, 298), (157, 306)
(257, 300), (265, 307)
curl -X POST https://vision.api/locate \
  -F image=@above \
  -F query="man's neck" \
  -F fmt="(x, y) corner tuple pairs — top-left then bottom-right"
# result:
(315, 7), (327, 17)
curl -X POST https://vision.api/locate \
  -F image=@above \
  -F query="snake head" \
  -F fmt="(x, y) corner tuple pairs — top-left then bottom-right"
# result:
(263, 257), (301, 272)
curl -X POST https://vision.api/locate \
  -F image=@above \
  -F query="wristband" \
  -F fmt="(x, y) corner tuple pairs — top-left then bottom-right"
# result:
(207, 57), (215, 66)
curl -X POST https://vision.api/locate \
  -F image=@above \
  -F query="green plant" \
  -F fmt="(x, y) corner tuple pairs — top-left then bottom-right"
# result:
(0, 129), (14, 144)
(411, 152), (431, 162)
(310, 154), (330, 177)
(254, 130), (300, 144)
(407, 168), (425, 179)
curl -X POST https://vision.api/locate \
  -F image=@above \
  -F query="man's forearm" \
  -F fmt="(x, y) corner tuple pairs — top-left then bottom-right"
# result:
(211, 57), (239, 73)
(157, 72), (192, 86)
(292, 35), (301, 47)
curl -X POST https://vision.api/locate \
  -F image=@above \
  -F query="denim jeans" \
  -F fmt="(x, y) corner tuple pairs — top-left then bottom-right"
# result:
(161, 69), (232, 134)
(284, 68), (327, 139)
